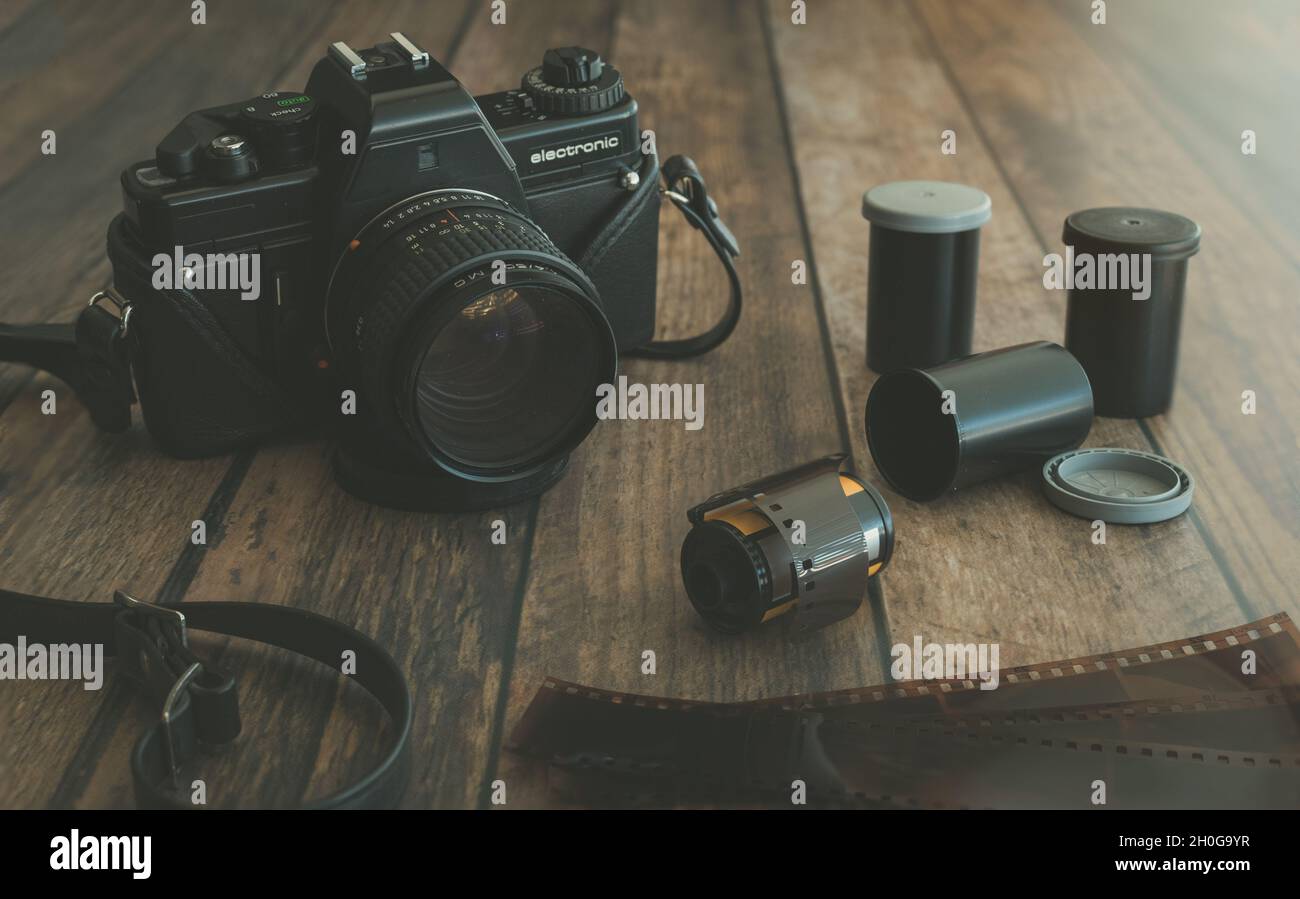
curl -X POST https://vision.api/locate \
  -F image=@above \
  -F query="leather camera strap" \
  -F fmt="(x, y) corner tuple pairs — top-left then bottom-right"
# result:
(0, 587), (412, 809)
(587, 153), (743, 360)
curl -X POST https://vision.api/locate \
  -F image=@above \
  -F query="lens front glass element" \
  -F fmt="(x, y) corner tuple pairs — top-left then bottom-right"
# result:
(413, 285), (604, 471)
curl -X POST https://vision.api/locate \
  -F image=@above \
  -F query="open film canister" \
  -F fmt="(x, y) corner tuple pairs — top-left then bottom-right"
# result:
(1062, 207), (1201, 418)
(862, 180), (991, 373)
(865, 341), (1093, 502)
(680, 455), (893, 635)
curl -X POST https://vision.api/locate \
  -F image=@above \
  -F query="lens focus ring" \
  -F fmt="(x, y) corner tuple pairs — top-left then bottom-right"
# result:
(350, 196), (571, 358)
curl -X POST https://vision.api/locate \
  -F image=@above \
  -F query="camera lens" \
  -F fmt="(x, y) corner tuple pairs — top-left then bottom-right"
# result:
(327, 190), (616, 481)
(410, 285), (605, 469)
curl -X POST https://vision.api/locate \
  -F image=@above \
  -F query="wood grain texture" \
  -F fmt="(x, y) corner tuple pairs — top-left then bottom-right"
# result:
(1047, 0), (1300, 263)
(493, 0), (895, 808)
(764, 0), (1246, 670)
(0, 3), (191, 195)
(913, 0), (1299, 621)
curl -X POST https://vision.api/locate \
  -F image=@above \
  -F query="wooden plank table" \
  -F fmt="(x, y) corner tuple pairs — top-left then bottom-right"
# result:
(0, 0), (1295, 808)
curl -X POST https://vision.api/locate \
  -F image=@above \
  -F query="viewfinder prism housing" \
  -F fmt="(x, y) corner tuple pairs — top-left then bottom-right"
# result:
(680, 455), (893, 635)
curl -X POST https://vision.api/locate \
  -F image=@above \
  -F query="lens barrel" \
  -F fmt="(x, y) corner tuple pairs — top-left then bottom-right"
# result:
(327, 190), (617, 482)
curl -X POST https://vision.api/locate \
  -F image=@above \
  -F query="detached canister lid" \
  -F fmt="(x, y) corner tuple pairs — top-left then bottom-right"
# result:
(1062, 207), (1201, 261)
(862, 181), (991, 234)
(1042, 447), (1194, 524)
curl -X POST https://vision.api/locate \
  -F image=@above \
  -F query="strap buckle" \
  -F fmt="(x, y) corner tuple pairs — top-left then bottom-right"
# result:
(114, 589), (190, 680)
(113, 591), (239, 788)
(661, 156), (740, 259)
(88, 289), (133, 340)
(73, 288), (138, 433)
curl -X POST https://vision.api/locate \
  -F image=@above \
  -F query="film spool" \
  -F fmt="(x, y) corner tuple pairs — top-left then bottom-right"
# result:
(679, 455), (893, 635)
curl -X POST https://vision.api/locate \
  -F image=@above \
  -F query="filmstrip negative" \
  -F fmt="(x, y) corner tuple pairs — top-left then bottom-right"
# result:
(808, 717), (1295, 809)
(509, 614), (1300, 808)
(900, 690), (1300, 754)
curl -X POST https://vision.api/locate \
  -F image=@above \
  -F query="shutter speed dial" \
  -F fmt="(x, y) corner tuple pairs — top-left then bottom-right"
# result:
(521, 46), (625, 115)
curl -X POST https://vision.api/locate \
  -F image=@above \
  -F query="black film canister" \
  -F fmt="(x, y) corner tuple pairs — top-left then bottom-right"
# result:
(862, 181), (991, 373)
(865, 341), (1093, 502)
(1062, 207), (1201, 418)
(680, 455), (893, 636)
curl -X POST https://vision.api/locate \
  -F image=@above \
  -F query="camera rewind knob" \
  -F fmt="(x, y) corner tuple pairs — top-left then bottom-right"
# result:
(522, 46), (625, 115)
(543, 46), (602, 85)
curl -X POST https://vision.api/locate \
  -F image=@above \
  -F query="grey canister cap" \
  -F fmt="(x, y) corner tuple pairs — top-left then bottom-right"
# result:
(1042, 447), (1194, 524)
(862, 181), (992, 234)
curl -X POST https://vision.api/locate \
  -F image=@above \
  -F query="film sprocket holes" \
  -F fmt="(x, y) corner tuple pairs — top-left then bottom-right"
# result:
(101, 36), (701, 510)
(510, 614), (1300, 809)
(680, 455), (893, 635)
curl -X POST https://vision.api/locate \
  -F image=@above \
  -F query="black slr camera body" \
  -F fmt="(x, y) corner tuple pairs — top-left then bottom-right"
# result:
(108, 34), (665, 509)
